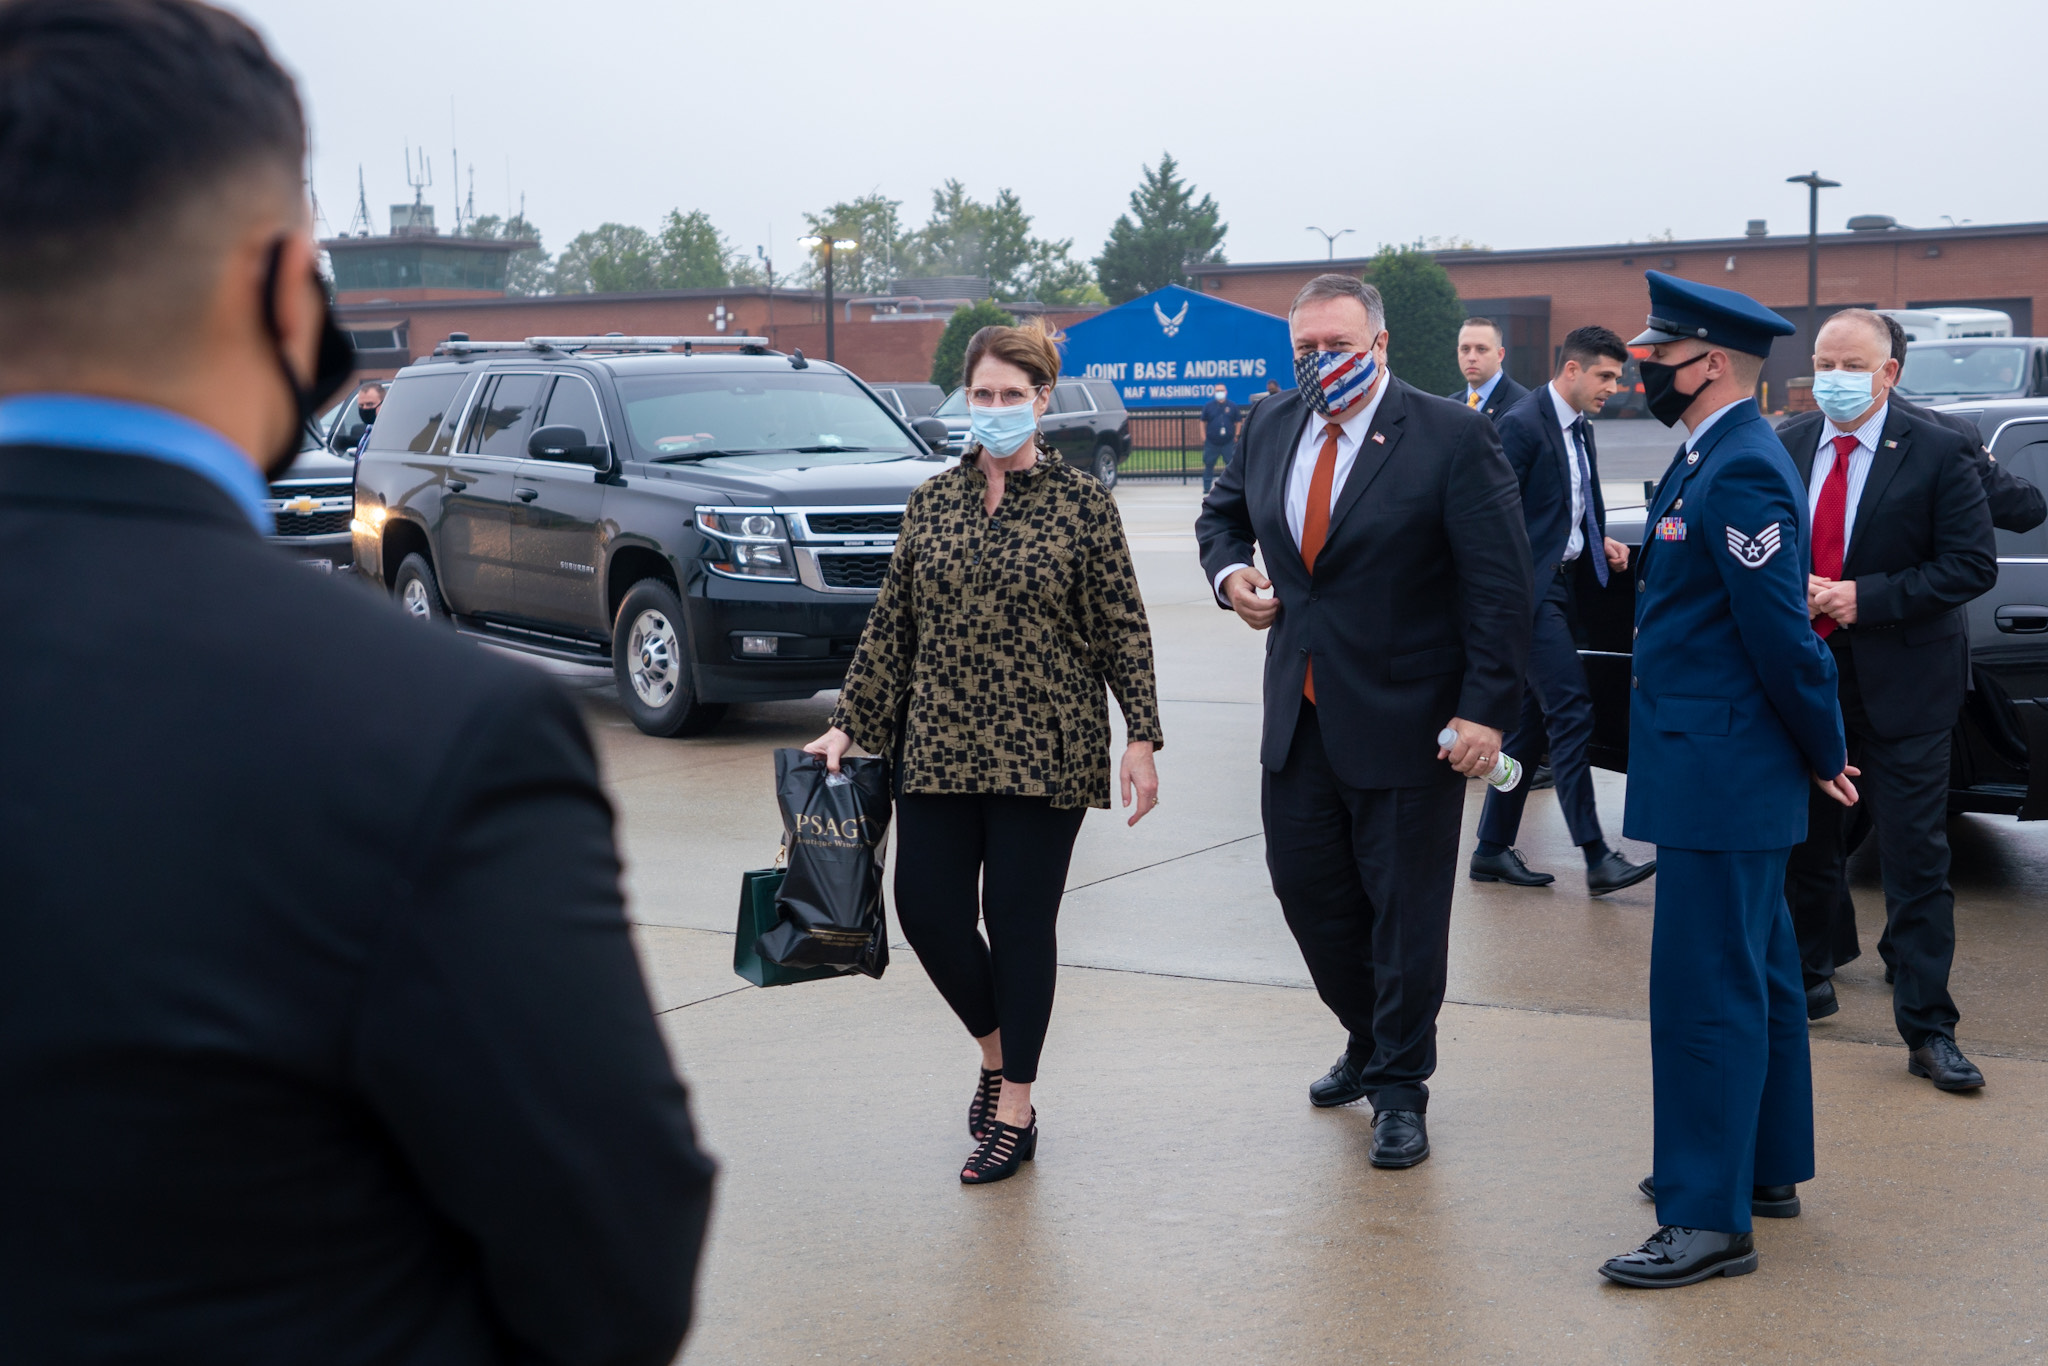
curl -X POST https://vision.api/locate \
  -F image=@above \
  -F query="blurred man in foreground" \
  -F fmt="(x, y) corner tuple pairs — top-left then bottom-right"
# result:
(0, 2), (714, 1361)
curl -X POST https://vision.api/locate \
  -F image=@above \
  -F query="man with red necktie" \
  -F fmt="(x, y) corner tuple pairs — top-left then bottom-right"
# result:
(1777, 309), (1997, 1089)
(1197, 274), (1532, 1170)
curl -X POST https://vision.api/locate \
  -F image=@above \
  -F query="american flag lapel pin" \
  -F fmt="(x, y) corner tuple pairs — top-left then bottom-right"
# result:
(1883, 439), (1898, 448)
(1371, 431), (1386, 444)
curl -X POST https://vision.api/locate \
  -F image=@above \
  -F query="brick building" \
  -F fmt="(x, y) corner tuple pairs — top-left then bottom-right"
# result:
(1193, 220), (2048, 409)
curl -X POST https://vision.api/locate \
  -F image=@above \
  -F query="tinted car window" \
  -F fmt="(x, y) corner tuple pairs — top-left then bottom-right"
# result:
(1052, 384), (1091, 414)
(1084, 381), (1124, 411)
(1900, 344), (2031, 398)
(615, 371), (918, 461)
(364, 372), (468, 454)
(539, 375), (607, 456)
(935, 387), (968, 416)
(1994, 435), (2048, 556)
(466, 373), (546, 458)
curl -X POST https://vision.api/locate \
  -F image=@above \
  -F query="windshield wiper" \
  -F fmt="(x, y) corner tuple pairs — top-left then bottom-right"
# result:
(649, 447), (778, 464)
(791, 444), (880, 453)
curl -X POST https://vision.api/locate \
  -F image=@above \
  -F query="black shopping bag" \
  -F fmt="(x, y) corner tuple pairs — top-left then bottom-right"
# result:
(733, 855), (851, 988)
(754, 749), (891, 978)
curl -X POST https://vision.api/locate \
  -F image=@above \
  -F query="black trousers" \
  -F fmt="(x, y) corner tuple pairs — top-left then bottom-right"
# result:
(1784, 642), (1959, 1046)
(1476, 567), (1602, 849)
(1262, 703), (1465, 1113)
(892, 793), (1087, 1084)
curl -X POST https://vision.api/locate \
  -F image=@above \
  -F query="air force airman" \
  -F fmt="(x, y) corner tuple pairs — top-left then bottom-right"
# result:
(1598, 273), (1858, 1289)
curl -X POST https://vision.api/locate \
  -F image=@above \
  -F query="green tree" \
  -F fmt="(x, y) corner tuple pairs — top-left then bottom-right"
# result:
(653, 209), (736, 289)
(800, 192), (905, 296)
(1092, 153), (1226, 304)
(902, 181), (1097, 303)
(929, 299), (1017, 391)
(549, 223), (658, 294)
(465, 213), (549, 297)
(1369, 245), (1464, 395)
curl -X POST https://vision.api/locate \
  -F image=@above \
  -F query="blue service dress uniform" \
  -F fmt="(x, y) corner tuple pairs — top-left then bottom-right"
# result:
(1622, 398), (1847, 1234)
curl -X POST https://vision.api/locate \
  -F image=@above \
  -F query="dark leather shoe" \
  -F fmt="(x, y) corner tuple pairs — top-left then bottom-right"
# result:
(1600, 1226), (1757, 1287)
(1308, 1052), (1371, 1108)
(1469, 847), (1555, 886)
(1586, 850), (1656, 896)
(1806, 979), (1839, 1021)
(1639, 1175), (1800, 1218)
(1369, 1109), (1429, 1168)
(1528, 763), (1555, 791)
(1908, 1036), (1985, 1091)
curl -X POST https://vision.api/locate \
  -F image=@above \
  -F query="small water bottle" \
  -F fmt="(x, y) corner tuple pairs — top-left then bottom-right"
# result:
(1438, 727), (1522, 792)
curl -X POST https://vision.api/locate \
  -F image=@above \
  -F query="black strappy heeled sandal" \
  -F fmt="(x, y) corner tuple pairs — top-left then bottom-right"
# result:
(960, 1118), (1037, 1185)
(968, 1067), (1003, 1141)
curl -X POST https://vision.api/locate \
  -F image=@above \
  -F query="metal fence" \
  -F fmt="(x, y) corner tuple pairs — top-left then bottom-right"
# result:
(1120, 407), (1221, 483)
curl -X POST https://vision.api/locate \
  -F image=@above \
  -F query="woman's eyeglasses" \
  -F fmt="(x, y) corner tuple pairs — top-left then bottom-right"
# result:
(968, 386), (1043, 407)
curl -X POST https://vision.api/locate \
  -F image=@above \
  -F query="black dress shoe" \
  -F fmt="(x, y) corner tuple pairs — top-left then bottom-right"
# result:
(1528, 763), (1555, 791)
(1639, 1175), (1800, 1218)
(1469, 847), (1555, 886)
(1308, 1052), (1371, 1108)
(1586, 850), (1656, 896)
(1600, 1226), (1756, 1287)
(1369, 1109), (1429, 1168)
(1908, 1036), (1985, 1091)
(1806, 979), (1839, 1021)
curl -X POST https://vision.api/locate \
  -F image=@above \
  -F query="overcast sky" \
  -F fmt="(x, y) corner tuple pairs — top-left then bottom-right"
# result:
(232, 0), (2043, 271)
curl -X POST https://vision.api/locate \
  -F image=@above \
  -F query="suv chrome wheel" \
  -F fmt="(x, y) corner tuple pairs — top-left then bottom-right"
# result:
(627, 608), (680, 707)
(400, 577), (432, 618)
(1093, 443), (1119, 488)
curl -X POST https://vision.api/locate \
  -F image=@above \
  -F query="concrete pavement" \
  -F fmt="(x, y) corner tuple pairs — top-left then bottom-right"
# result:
(560, 482), (2048, 1364)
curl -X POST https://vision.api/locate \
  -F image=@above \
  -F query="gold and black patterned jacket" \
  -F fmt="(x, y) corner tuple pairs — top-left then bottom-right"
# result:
(830, 444), (1163, 810)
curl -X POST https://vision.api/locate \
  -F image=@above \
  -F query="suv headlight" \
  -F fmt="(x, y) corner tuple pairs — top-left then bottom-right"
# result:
(697, 508), (796, 581)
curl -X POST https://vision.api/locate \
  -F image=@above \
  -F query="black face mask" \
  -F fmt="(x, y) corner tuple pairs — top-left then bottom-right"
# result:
(1639, 350), (1713, 428)
(260, 239), (355, 479)
(357, 404), (379, 425)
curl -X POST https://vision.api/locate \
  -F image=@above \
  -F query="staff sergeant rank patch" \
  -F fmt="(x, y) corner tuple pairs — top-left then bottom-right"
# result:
(1655, 516), (1687, 541)
(1725, 522), (1783, 568)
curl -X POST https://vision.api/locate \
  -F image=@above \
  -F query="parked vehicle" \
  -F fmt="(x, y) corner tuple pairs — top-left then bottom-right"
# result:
(351, 335), (949, 736)
(929, 378), (1132, 485)
(265, 423), (356, 572)
(1875, 307), (2013, 342)
(1579, 414), (2048, 819)
(1896, 337), (2048, 404)
(866, 382), (945, 420)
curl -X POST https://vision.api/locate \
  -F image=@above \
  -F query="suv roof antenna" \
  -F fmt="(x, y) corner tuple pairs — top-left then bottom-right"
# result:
(790, 348), (808, 370)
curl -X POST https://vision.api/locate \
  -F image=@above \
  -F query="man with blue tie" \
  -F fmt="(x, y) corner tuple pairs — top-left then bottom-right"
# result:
(1447, 316), (1529, 419)
(1598, 272), (1858, 1289)
(1468, 326), (1653, 894)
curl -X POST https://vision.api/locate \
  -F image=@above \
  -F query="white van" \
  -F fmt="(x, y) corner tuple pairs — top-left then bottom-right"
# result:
(1876, 307), (2014, 342)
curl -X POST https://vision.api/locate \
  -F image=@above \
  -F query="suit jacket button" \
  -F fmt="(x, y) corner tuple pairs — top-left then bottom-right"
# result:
(1631, 676), (1638, 688)
(1309, 593), (1319, 602)
(1299, 647), (1308, 655)
(1637, 579), (1646, 593)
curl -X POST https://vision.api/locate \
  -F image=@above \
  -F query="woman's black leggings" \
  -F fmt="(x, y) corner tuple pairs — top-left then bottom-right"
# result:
(892, 793), (1087, 1085)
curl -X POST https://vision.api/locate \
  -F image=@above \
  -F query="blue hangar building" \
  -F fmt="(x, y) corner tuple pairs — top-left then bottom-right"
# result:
(1057, 285), (1294, 409)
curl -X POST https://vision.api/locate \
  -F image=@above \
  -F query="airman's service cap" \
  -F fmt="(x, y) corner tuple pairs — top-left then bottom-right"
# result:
(1629, 270), (1797, 358)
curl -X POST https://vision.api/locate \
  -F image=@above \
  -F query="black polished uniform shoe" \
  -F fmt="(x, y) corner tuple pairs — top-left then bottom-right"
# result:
(1638, 1175), (1799, 1218)
(1908, 1035), (1985, 1091)
(1308, 1052), (1371, 1108)
(1805, 979), (1840, 1021)
(1599, 1226), (1757, 1287)
(1469, 847), (1555, 886)
(1369, 1109), (1429, 1168)
(1586, 850), (1656, 896)
(1528, 763), (1555, 791)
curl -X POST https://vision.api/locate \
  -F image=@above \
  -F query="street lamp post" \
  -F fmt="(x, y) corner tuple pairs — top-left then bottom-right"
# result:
(1786, 172), (1840, 350)
(1306, 225), (1354, 261)
(797, 234), (858, 362)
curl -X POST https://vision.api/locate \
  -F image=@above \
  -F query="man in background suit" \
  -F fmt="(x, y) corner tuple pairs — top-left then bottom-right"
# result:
(1469, 326), (1654, 895)
(0, 3), (713, 1360)
(1778, 310), (1996, 1089)
(1881, 315), (2045, 533)
(1198, 274), (1532, 1171)
(1450, 316), (1530, 419)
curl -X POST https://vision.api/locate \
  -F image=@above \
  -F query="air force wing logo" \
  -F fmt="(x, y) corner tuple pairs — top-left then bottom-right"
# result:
(1154, 300), (1189, 337)
(1724, 522), (1783, 569)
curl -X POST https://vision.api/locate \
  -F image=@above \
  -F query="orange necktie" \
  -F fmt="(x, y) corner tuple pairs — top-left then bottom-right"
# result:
(1300, 420), (1343, 703)
(1467, 391), (1482, 408)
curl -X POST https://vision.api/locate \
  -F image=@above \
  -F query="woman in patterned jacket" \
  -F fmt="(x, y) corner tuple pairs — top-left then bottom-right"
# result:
(805, 320), (1163, 1185)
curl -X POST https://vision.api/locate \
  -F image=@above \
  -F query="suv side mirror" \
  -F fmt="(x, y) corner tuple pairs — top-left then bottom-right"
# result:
(912, 417), (950, 453)
(529, 424), (607, 468)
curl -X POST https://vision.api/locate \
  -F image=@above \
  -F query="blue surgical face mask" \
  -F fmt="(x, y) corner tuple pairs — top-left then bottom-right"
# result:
(969, 400), (1038, 457)
(1812, 369), (1878, 425)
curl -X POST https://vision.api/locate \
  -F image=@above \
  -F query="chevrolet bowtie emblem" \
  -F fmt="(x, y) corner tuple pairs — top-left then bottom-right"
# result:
(283, 495), (319, 515)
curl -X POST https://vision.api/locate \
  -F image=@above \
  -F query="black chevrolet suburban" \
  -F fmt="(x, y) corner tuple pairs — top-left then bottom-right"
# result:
(351, 335), (950, 736)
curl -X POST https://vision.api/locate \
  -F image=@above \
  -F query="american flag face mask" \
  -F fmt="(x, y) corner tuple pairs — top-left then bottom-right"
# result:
(1294, 345), (1380, 417)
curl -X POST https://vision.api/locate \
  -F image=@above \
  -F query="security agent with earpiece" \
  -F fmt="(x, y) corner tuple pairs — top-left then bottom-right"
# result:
(1596, 272), (1858, 1290)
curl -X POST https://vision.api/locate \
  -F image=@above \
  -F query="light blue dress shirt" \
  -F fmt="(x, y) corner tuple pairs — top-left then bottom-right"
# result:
(1465, 369), (1504, 408)
(0, 393), (273, 534)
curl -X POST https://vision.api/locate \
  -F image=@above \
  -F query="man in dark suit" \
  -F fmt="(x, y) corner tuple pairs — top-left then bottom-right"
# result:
(1469, 327), (1654, 894)
(1778, 309), (1997, 1090)
(0, 4), (714, 1361)
(1449, 316), (1530, 420)
(1197, 274), (1533, 1170)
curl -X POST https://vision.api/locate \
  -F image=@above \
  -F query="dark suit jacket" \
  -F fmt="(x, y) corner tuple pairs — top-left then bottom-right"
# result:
(1777, 405), (1998, 738)
(1446, 372), (1529, 422)
(1894, 394), (2047, 533)
(1196, 379), (1533, 787)
(0, 445), (714, 1364)
(1496, 382), (1609, 578)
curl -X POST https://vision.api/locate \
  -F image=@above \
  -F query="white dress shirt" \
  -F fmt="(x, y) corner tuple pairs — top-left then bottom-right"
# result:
(1808, 400), (1887, 550)
(1212, 371), (1393, 600)
(1548, 382), (1588, 560)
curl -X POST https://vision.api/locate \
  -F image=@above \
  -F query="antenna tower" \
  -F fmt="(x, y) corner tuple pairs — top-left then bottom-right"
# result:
(405, 144), (432, 209)
(347, 165), (373, 236)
